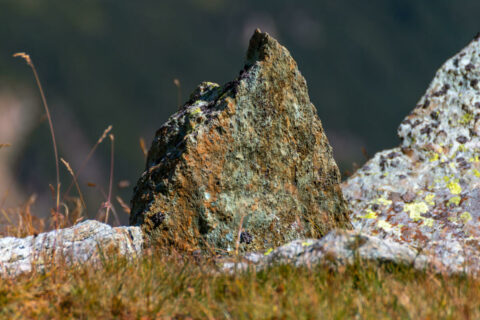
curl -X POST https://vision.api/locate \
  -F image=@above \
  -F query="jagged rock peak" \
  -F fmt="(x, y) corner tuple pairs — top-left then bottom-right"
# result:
(130, 29), (351, 253)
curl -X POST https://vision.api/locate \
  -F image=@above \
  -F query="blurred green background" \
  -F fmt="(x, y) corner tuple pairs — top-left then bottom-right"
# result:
(1, 0), (479, 222)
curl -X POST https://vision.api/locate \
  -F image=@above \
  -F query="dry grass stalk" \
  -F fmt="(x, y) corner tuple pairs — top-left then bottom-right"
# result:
(116, 196), (130, 215)
(61, 158), (86, 209)
(0, 195), (45, 237)
(0, 143), (11, 149)
(14, 52), (61, 228)
(139, 137), (148, 158)
(235, 212), (246, 256)
(103, 134), (115, 224)
(63, 125), (113, 199)
(173, 78), (182, 108)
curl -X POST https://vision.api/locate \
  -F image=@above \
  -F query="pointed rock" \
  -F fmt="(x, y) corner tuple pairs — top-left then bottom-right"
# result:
(342, 33), (480, 274)
(130, 29), (351, 253)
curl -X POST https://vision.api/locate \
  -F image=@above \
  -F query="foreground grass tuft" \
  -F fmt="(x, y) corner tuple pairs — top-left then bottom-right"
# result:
(0, 251), (477, 319)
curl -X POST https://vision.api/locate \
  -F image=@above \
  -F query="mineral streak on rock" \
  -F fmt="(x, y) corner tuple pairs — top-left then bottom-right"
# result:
(130, 29), (351, 253)
(342, 34), (480, 273)
(0, 220), (143, 277)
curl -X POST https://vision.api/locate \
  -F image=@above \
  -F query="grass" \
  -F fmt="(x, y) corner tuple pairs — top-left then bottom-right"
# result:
(0, 198), (478, 319)
(0, 250), (478, 319)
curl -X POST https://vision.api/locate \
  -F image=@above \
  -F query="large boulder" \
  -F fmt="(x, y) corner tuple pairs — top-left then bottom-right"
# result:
(130, 29), (351, 253)
(342, 34), (480, 273)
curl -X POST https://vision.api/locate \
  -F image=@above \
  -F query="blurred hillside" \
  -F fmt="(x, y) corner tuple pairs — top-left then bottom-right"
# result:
(1, 0), (479, 220)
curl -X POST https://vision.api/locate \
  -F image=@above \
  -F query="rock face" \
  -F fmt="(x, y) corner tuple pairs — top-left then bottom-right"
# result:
(342, 34), (480, 274)
(221, 230), (434, 274)
(0, 220), (143, 277)
(130, 29), (351, 253)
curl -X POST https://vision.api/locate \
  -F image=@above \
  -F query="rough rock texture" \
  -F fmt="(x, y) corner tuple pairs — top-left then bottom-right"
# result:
(342, 34), (480, 274)
(221, 230), (436, 274)
(0, 220), (143, 277)
(130, 29), (351, 253)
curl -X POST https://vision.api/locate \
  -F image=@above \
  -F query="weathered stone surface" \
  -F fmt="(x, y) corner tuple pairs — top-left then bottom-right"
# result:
(221, 230), (436, 274)
(130, 29), (351, 253)
(0, 220), (143, 277)
(342, 34), (480, 274)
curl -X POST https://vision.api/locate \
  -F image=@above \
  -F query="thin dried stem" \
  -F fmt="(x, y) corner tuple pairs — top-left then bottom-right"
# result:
(0, 143), (11, 149)
(235, 212), (246, 256)
(116, 196), (131, 215)
(14, 52), (61, 228)
(105, 134), (115, 223)
(139, 137), (148, 158)
(63, 125), (113, 200)
(173, 78), (182, 108)
(60, 158), (86, 210)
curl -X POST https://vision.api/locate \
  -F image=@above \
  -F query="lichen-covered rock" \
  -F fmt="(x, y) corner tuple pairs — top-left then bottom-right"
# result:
(130, 29), (351, 253)
(342, 34), (480, 273)
(0, 220), (143, 277)
(221, 230), (435, 274)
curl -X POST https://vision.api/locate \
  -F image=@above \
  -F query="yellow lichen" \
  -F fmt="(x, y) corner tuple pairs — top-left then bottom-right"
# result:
(429, 153), (439, 162)
(423, 218), (434, 227)
(377, 220), (393, 231)
(447, 180), (462, 195)
(190, 107), (202, 115)
(425, 193), (435, 206)
(448, 196), (461, 206)
(473, 169), (480, 177)
(460, 113), (474, 124)
(372, 197), (392, 207)
(460, 211), (472, 223)
(302, 241), (313, 247)
(264, 248), (273, 256)
(404, 202), (429, 222)
(469, 156), (480, 163)
(361, 209), (378, 219)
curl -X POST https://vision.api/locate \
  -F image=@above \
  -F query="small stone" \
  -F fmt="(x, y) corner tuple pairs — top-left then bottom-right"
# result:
(0, 220), (143, 277)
